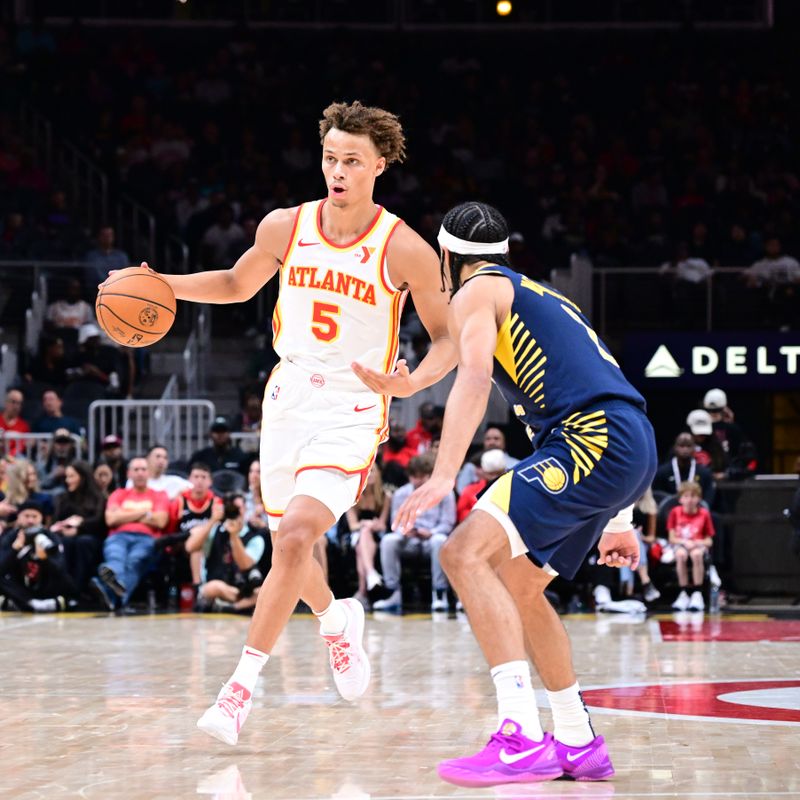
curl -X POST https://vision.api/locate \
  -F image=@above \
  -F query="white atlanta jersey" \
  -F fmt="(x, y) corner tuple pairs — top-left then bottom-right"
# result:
(271, 199), (407, 392)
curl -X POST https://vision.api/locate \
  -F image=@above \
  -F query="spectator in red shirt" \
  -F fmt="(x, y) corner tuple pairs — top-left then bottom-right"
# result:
(380, 419), (417, 470)
(456, 449), (508, 523)
(0, 389), (31, 456)
(405, 402), (443, 455)
(90, 456), (169, 611)
(667, 481), (715, 612)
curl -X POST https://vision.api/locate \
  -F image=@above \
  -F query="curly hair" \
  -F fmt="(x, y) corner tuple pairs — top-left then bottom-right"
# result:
(319, 101), (406, 166)
(439, 201), (511, 295)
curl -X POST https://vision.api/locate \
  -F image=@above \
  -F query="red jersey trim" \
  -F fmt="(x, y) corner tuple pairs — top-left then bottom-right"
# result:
(378, 218), (405, 295)
(281, 205), (304, 265)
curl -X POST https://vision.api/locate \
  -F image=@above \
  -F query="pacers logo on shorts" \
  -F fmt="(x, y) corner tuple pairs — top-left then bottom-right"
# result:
(518, 457), (569, 495)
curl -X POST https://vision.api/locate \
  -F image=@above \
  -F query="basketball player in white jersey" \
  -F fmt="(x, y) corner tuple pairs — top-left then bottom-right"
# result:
(122, 102), (455, 744)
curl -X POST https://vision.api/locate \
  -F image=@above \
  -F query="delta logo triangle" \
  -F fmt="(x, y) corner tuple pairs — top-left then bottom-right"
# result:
(644, 344), (683, 378)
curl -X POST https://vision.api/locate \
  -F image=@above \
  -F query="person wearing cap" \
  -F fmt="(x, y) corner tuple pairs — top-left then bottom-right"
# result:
(0, 500), (75, 612)
(66, 322), (122, 392)
(652, 432), (716, 506)
(100, 434), (128, 490)
(456, 426), (519, 494)
(686, 409), (728, 481)
(703, 388), (744, 460)
(32, 388), (83, 436)
(456, 449), (508, 523)
(40, 427), (79, 492)
(188, 416), (247, 475)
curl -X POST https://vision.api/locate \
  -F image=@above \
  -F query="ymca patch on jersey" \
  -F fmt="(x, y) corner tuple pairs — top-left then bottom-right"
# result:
(517, 457), (569, 494)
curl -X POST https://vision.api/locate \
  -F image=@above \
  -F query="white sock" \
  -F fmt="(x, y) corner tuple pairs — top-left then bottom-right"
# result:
(228, 645), (269, 693)
(546, 682), (595, 746)
(490, 660), (543, 741)
(366, 569), (383, 591)
(314, 594), (347, 635)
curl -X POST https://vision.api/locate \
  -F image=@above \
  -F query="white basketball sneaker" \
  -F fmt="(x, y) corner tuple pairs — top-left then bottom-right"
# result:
(196, 681), (253, 746)
(322, 598), (371, 701)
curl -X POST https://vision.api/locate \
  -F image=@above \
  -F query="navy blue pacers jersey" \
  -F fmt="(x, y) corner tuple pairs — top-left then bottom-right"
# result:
(465, 265), (656, 579)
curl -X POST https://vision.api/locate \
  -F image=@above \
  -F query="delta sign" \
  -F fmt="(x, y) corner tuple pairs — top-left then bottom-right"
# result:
(623, 332), (800, 390)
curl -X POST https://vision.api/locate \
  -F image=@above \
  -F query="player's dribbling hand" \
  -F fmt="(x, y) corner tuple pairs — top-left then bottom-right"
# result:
(351, 358), (415, 397)
(97, 261), (153, 290)
(597, 529), (640, 569)
(393, 475), (454, 533)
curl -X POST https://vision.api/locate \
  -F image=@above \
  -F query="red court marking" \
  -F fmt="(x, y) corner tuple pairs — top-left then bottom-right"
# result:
(658, 619), (800, 642)
(582, 680), (800, 723)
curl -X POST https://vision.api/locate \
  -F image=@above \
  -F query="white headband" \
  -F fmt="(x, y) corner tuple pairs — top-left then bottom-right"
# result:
(437, 226), (509, 255)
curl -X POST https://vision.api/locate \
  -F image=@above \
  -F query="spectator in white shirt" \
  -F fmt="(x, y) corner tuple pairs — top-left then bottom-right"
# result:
(126, 444), (191, 499)
(46, 278), (93, 330)
(744, 237), (800, 288)
(200, 205), (244, 267)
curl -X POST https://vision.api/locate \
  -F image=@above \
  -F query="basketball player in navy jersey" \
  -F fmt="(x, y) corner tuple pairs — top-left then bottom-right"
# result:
(391, 201), (657, 787)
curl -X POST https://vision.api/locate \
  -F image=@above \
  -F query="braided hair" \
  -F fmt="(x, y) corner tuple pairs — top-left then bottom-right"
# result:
(439, 202), (511, 296)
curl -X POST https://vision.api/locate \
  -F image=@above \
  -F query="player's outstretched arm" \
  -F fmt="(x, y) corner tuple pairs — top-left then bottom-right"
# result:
(114, 209), (295, 304)
(352, 227), (456, 397)
(394, 281), (500, 532)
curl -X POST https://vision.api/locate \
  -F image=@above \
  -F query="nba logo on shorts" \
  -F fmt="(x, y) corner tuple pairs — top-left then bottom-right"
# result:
(518, 457), (569, 495)
(271, 385), (280, 400)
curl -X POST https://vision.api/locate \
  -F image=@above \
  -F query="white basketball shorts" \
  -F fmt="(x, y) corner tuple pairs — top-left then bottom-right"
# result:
(260, 359), (389, 530)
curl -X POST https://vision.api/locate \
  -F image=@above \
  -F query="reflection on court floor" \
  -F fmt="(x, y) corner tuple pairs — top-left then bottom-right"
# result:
(0, 610), (798, 799)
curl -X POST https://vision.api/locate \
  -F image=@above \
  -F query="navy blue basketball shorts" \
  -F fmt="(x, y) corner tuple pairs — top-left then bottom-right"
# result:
(473, 400), (657, 580)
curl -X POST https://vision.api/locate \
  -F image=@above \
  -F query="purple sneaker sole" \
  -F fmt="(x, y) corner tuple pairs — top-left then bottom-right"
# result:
(437, 762), (563, 788)
(556, 735), (615, 781)
(437, 726), (564, 788)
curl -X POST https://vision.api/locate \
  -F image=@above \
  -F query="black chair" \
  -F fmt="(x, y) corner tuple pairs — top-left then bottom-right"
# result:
(62, 379), (107, 424)
(212, 469), (246, 494)
(167, 459), (189, 475)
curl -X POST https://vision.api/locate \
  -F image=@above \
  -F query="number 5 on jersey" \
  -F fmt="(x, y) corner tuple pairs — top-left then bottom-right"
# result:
(311, 301), (341, 342)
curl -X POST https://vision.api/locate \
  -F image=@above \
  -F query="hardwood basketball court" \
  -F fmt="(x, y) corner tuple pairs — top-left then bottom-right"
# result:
(1, 610), (798, 799)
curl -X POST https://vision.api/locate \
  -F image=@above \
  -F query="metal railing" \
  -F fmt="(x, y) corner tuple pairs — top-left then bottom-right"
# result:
(592, 265), (749, 338)
(59, 140), (109, 235)
(182, 308), (210, 397)
(23, 276), (48, 356)
(1, 431), (83, 468)
(18, 105), (108, 236)
(87, 399), (216, 464)
(18, 105), (53, 174)
(117, 193), (156, 265)
(0, 344), (19, 399)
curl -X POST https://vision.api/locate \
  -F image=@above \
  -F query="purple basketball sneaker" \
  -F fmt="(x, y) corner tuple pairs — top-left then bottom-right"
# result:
(555, 734), (615, 781)
(437, 719), (563, 788)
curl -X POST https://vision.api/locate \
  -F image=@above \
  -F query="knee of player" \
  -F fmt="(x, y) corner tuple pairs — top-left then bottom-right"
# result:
(439, 536), (466, 574)
(676, 547), (688, 561)
(690, 548), (705, 561)
(272, 525), (317, 562)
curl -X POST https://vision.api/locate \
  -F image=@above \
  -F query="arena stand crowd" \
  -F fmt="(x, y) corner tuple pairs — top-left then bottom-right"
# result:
(0, 20), (797, 614)
(1, 22), (799, 331)
(0, 383), (767, 615)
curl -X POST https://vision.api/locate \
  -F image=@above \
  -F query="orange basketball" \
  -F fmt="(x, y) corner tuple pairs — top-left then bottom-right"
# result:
(95, 266), (176, 348)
